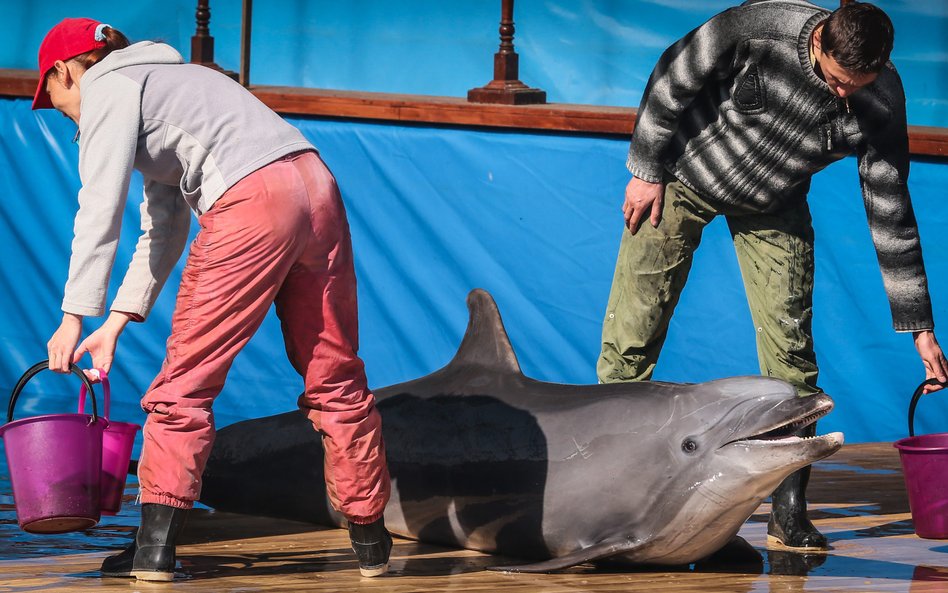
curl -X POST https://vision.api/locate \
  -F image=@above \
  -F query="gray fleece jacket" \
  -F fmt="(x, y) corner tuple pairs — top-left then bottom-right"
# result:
(628, 0), (932, 332)
(65, 41), (314, 320)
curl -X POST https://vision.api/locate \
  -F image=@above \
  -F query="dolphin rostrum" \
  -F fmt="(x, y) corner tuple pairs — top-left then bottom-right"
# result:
(200, 289), (843, 572)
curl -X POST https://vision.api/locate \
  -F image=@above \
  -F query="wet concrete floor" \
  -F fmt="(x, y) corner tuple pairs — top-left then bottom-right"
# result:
(2, 442), (947, 592)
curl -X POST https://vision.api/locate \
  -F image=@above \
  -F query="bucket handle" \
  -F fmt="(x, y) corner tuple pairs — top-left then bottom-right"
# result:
(908, 378), (948, 437)
(6, 360), (99, 424)
(77, 369), (110, 421)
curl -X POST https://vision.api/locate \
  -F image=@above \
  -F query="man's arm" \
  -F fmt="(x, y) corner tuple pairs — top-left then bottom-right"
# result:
(623, 9), (743, 232)
(627, 8), (743, 184)
(857, 71), (945, 390)
(857, 76), (931, 331)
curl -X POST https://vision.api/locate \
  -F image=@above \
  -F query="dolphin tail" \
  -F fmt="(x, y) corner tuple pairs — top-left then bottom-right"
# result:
(446, 289), (522, 375)
(485, 537), (643, 573)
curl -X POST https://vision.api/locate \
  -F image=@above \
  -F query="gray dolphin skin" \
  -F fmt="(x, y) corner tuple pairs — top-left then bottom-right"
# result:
(200, 289), (843, 572)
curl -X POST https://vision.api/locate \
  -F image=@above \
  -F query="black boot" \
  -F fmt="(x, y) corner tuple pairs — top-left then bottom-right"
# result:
(99, 538), (136, 578)
(767, 424), (828, 551)
(348, 517), (392, 577)
(100, 504), (188, 581)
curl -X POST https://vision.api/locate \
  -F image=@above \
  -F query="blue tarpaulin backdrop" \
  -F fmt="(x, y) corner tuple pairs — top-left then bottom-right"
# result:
(0, 96), (946, 444)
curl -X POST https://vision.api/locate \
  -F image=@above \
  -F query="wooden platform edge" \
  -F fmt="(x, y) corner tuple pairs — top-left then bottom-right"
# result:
(2, 69), (945, 157)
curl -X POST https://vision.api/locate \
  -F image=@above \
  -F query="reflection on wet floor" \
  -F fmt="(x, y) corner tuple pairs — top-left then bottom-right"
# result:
(0, 490), (139, 559)
(2, 443), (948, 592)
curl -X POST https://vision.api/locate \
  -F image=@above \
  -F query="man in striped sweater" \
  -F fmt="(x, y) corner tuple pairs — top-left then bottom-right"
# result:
(598, 1), (947, 551)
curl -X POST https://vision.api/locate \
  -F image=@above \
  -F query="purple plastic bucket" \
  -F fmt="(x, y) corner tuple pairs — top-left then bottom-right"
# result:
(99, 421), (140, 515)
(0, 362), (106, 533)
(893, 378), (948, 539)
(79, 371), (140, 515)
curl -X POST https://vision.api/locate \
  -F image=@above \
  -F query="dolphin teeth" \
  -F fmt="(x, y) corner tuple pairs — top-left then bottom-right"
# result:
(740, 407), (830, 442)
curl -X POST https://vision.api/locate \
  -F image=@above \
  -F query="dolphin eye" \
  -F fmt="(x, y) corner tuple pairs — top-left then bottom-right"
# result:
(682, 438), (699, 454)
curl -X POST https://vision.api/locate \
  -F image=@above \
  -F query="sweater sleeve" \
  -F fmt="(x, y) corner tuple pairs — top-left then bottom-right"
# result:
(62, 73), (142, 317)
(110, 180), (192, 321)
(627, 9), (742, 183)
(857, 74), (933, 332)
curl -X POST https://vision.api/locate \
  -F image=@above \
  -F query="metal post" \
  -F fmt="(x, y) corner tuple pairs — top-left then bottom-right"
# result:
(240, 0), (253, 87)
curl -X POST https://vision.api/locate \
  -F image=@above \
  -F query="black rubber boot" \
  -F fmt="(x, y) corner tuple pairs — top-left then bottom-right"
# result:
(100, 504), (188, 581)
(767, 424), (828, 551)
(348, 517), (393, 577)
(99, 539), (136, 578)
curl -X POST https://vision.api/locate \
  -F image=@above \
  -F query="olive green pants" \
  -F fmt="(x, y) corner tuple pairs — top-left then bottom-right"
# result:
(597, 177), (820, 397)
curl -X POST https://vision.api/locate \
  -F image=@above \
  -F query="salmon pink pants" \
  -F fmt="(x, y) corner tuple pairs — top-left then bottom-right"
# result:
(137, 151), (390, 523)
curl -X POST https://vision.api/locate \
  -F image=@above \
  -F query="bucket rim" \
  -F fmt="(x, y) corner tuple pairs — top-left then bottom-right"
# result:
(105, 420), (141, 433)
(894, 433), (948, 452)
(0, 413), (108, 437)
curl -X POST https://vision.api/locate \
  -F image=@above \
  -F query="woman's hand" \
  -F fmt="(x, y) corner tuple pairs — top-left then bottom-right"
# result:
(74, 312), (132, 376)
(47, 313), (83, 373)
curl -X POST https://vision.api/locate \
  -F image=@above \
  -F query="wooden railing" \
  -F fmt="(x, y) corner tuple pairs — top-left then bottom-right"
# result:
(7, 0), (944, 157)
(2, 68), (944, 157)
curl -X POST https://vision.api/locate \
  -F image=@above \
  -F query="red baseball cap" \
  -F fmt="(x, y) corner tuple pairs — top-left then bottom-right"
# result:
(32, 18), (107, 110)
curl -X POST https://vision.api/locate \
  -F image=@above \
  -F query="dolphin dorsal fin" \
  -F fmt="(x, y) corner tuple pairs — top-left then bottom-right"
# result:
(446, 289), (522, 375)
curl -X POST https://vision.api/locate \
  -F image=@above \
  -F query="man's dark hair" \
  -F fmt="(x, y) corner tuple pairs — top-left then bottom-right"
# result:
(821, 2), (894, 73)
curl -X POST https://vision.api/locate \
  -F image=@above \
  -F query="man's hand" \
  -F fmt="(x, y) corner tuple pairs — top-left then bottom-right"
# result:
(914, 330), (948, 393)
(47, 313), (83, 373)
(623, 176), (665, 234)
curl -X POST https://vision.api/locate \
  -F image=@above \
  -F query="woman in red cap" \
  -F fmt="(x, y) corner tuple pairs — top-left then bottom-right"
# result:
(36, 17), (392, 581)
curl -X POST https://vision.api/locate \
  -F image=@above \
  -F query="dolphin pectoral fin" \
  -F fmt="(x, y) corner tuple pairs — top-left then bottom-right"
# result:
(486, 537), (642, 573)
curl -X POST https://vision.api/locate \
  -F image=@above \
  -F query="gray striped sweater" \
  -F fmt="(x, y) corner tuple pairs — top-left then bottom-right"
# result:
(628, 0), (933, 332)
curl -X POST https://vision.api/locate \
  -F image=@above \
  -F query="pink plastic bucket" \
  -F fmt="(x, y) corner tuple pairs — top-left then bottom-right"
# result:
(0, 361), (106, 533)
(78, 370), (140, 515)
(894, 379), (948, 539)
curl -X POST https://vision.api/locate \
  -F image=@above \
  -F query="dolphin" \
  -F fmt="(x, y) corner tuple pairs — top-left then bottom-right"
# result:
(200, 289), (843, 572)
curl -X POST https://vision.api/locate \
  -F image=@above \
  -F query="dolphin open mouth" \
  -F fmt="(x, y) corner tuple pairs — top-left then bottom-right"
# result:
(722, 395), (835, 448)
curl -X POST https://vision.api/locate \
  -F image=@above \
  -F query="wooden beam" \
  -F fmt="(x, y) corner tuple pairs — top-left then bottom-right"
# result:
(251, 86), (628, 135)
(0, 69), (35, 96)
(908, 126), (948, 158)
(0, 70), (944, 158)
